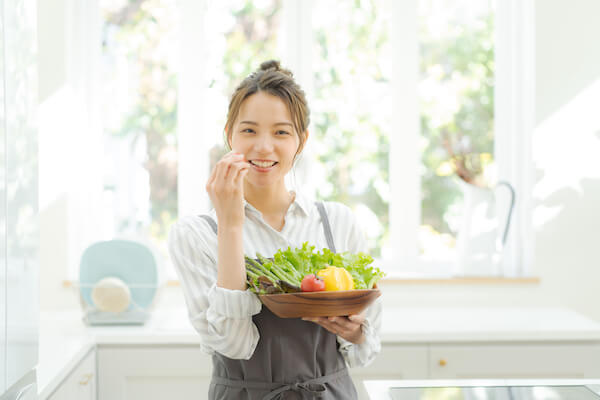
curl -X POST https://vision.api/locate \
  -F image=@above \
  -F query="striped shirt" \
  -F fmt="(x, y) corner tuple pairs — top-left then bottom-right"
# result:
(167, 190), (382, 368)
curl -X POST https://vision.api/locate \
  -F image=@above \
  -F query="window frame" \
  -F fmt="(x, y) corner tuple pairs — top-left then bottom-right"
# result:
(166, 0), (535, 279)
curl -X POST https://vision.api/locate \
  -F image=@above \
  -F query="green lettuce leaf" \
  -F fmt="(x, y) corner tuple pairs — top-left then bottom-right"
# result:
(255, 241), (386, 290)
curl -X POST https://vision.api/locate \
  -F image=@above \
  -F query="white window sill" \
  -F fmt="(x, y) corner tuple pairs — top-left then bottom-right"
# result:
(63, 275), (541, 289)
(377, 274), (540, 285)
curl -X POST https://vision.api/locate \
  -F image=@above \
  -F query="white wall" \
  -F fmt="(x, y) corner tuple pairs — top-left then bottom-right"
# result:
(38, 0), (104, 311)
(38, 0), (76, 311)
(38, 1), (600, 321)
(529, 0), (600, 320)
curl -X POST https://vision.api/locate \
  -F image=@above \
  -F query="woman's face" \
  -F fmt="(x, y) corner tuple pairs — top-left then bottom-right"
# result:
(229, 91), (304, 189)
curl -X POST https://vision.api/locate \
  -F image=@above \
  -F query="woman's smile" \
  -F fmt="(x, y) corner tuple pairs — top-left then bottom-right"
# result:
(248, 159), (278, 170)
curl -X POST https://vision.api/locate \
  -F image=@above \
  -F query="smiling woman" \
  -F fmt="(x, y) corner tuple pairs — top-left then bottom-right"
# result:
(168, 60), (382, 399)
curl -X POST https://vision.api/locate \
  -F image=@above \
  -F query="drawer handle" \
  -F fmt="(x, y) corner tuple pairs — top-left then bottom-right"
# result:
(79, 373), (94, 385)
(439, 359), (447, 367)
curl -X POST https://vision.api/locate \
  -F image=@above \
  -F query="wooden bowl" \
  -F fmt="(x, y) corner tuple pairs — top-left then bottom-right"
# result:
(259, 285), (381, 318)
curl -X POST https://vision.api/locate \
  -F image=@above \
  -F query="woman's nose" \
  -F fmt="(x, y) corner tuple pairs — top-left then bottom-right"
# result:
(253, 133), (275, 152)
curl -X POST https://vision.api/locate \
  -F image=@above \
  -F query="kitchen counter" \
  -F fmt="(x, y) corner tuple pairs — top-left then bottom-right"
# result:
(363, 378), (600, 399)
(37, 306), (600, 398)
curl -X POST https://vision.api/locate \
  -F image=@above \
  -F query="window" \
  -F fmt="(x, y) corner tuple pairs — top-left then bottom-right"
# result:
(196, 0), (283, 176)
(97, 0), (282, 276)
(99, 0), (179, 267)
(310, 0), (391, 257)
(418, 0), (496, 267)
(84, 0), (533, 280)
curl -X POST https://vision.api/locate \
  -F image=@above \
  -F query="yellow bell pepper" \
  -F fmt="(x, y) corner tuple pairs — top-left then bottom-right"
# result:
(316, 266), (354, 291)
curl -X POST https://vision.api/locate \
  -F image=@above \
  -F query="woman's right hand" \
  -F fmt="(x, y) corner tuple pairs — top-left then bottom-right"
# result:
(206, 151), (250, 229)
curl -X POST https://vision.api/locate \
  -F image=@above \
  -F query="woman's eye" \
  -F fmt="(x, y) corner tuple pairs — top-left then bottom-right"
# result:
(242, 128), (255, 133)
(276, 130), (290, 135)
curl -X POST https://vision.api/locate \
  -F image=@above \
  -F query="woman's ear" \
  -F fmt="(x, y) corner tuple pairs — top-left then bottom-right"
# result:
(297, 130), (309, 154)
(225, 127), (232, 150)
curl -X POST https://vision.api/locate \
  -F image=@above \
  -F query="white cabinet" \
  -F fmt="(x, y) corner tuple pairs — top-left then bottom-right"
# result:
(96, 343), (423, 400)
(350, 341), (600, 398)
(428, 342), (600, 379)
(349, 345), (428, 399)
(97, 345), (212, 400)
(47, 349), (96, 400)
(55, 340), (600, 400)
(97, 344), (425, 400)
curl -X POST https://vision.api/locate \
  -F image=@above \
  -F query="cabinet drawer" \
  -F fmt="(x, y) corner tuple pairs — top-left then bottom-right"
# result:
(47, 349), (96, 400)
(349, 344), (428, 400)
(430, 342), (600, 379)
(97, 345), (211, 400)
(350, 344), (428, 379)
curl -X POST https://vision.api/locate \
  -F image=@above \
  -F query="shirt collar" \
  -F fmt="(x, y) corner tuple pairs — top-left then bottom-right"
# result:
(290, 190), (311, 217)
(243, 190), (311, 217)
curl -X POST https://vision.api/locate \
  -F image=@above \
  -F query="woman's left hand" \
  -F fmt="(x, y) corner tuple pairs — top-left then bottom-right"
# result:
(302, 314), (366, 344)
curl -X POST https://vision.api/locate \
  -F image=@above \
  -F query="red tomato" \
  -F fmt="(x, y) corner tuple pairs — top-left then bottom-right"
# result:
(301, 274), (326, 292)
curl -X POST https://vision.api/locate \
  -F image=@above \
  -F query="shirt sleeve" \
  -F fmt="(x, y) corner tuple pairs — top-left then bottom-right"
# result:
(333, 204), (383, 368)
(168, 217), (262, 359)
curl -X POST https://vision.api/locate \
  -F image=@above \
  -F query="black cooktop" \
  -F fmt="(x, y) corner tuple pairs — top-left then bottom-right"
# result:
(389, 385), (600, 400)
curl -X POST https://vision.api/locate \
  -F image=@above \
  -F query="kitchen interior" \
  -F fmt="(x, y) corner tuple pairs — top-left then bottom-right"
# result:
(2, 0), (600, 399)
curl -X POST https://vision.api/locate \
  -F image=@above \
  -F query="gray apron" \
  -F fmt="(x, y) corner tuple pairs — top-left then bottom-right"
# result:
(199, 201), (359, 400)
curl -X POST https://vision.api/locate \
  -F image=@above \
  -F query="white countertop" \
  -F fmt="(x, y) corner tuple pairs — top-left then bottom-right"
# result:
(363, 379), (600, 399)
(37, 306), (600, 398)
(380, 307), (600, 342)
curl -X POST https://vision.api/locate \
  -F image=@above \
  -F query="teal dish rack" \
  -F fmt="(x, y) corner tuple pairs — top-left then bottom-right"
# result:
(78, 239), (159, 326)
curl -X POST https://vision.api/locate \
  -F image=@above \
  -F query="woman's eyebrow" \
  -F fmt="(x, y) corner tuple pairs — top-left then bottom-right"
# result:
(239, 120), (293, 127)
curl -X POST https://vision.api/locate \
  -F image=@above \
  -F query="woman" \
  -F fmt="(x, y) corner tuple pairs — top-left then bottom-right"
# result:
(168, 60), (382, 399)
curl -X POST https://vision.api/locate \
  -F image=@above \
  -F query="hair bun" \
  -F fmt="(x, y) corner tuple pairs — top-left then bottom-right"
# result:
(259, 60), (293, 77)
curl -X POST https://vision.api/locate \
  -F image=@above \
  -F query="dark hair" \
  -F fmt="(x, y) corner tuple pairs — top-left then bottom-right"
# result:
(224, 60), (310, 156)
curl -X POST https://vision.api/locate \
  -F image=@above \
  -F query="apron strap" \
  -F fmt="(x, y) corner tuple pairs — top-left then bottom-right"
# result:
(198, 200), (337, 253)
(211, 368), (349, 400)
(315, 201), (337, 253)
(199, 214), (218, 235)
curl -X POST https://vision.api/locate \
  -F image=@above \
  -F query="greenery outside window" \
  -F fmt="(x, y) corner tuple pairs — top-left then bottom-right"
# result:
(88, 0), (533, 280)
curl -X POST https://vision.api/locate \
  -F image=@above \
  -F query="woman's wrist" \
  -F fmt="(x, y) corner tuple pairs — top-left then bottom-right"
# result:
(217, 224), (244, 234)
(216, 223), (246, 291)
(347, 326), (366, 344)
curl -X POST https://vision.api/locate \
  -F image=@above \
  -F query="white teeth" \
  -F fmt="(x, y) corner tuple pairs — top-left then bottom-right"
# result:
(251, 160), (276, 168)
